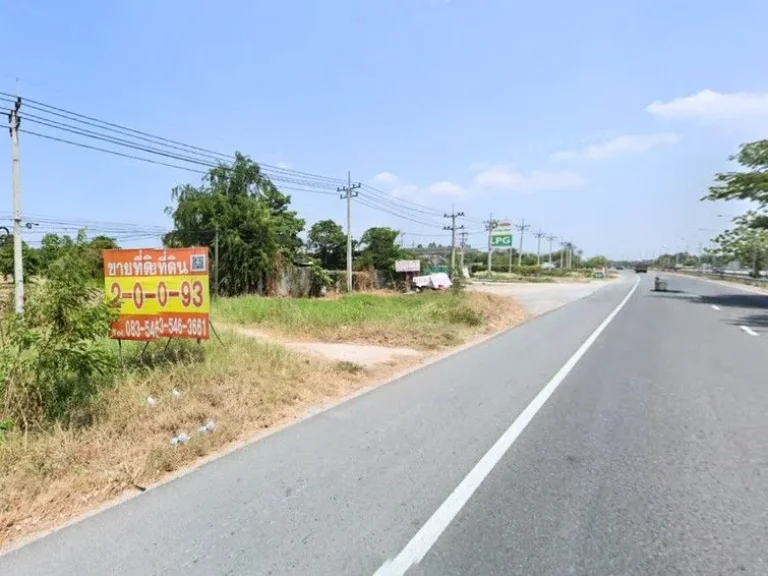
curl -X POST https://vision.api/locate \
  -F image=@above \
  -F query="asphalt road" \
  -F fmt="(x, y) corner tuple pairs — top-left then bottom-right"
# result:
(2, 273), (767, 575)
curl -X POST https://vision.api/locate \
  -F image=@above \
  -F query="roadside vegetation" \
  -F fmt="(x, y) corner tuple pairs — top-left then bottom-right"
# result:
(471, 265), (615, 284)
(214, 290), (525, 349)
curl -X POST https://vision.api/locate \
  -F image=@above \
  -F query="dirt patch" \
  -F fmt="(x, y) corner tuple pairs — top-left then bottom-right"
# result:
(230, 326), (422, 367)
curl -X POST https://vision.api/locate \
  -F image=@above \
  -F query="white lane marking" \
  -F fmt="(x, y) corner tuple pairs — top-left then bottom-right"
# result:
(740, 326), (759, 337)
(711, 305), (721, 311)
(374, 277), (641, 576)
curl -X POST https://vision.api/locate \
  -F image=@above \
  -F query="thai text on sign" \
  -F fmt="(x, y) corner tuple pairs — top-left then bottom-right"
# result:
(103, 248), (210, 341)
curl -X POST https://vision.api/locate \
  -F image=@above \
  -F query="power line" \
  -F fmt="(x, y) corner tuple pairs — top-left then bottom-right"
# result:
(356, 197), (445, 228)
(1, 92), (346, 187)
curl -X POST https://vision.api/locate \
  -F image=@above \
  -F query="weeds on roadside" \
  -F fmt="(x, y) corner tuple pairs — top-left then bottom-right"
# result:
(1, 233), (119, 429)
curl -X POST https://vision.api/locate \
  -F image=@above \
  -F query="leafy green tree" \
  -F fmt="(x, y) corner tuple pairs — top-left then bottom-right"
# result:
(705, 140), (768, 230)
(0, 235), (39, 280)
(39, 233), (74, 272)
(164, 152), (305, 295)
(307, 219), (347, 270)
(87, 235), (120, 279)
(706, 140), (768, 207)
(357, 227), (402, 269)
(711, 214), (768, 276)
(37, 233), (118, 279)
(584, 255), (608, 268)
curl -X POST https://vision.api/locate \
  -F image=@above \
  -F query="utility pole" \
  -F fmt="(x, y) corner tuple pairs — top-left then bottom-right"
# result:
(560, 242), (567, 269)
(534, 230), (546, 266)
(8, 96), (23, 314)
(546, 234), (557, 265)
(458, 230), (469, 273)
(443, 206), (465, 278)
(214, 226), (220, 298)
(515, 219), (531, 267)
(485, 213), (497, 275)
(338, 171), (360, 292)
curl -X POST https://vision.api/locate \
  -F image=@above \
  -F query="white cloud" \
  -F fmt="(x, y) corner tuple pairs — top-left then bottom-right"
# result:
(551, 133), (680, 161)
(276, 161), (292, 169)
(425, 180), (465, 197)
(474, 165), (586, 191)
(372, 171), (398, 185)
(646, 89), (768, 120)
(390, 183), (418, 198)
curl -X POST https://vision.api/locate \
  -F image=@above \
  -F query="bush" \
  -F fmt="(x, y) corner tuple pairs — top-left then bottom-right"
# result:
(1, 232), (119, 427)
(308, 261), (332, 297)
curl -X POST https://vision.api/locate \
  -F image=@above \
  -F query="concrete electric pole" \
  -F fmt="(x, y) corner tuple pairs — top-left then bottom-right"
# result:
(458, 230), (469, 272)
(8, 96), (24, 314)
(515, 219), (531, 267)
(443, 207), (465, 278)
(546, 234), (557, 265)
(485, 213), (497, 275)
(534, 230), (546, 266)
(338, 171), (360, 292)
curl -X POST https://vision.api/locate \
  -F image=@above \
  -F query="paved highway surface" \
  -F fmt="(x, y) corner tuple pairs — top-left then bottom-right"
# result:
(2, 273), (767, 575)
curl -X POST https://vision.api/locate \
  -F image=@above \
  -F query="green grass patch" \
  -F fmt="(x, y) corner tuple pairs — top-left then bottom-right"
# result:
(212, 291), (516, 349)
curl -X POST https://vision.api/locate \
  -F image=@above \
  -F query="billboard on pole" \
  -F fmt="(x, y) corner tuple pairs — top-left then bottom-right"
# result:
(103, 248), (210, 341)
(491, 219), (513, 248)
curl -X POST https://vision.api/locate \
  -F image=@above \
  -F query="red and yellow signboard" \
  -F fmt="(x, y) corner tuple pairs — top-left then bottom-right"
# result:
(103, 248), (210, 341)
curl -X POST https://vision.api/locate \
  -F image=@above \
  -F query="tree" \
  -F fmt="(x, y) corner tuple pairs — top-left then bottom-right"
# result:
(705, 140), (768, 207)
(0, 235), (39, 280)
(37, 233), (118, 279)
(307, 219), (347, 270)
(710, 214), (768, 276)
(39, 233), (74, 272)
(584, 255), (608, 268)
(705, 140), (768, 229)
(357, 227), (402, 269)
(164, 152), (305, 295)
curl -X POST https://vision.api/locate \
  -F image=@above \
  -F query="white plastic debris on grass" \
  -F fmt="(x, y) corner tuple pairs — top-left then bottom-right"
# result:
(171, 388), (182, 398)
(170, 432), (190, 446)
(147, 396), (157, 407)
(197, 420), (216, 435)
(412, 272), (452, 290)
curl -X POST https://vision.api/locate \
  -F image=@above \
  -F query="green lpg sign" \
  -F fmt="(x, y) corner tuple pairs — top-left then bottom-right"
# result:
(491, 234), (513, 247)
(491, 219), (513, 249)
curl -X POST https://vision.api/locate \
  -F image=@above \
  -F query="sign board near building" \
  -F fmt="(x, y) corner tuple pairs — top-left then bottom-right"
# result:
(395, 259), (421, 273)
(491, 219), (513, 248)
(103, 248), (210, 341)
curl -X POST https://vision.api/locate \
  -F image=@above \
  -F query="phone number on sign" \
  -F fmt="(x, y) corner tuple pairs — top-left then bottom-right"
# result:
(112, 317), (208, 339)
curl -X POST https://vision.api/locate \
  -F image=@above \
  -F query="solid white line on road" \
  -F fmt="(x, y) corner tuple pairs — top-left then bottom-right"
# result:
(740, 325), (759, 336)
(373, 277), (641, 576)
(711, 305), (721, 311)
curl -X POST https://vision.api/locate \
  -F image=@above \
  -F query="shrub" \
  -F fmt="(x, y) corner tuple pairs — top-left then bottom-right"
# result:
(1, 231), (119, 427)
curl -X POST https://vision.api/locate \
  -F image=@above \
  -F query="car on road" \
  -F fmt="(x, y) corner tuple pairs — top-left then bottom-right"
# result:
(634, 263), (648, 273)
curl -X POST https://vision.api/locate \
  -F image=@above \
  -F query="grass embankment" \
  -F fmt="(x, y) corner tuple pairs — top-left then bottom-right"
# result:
(1, 290), (526, 549)
(214, 290), (526, 349)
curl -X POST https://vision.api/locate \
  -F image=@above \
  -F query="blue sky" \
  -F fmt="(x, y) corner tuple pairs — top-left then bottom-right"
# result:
(2, 0), (768, 260)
